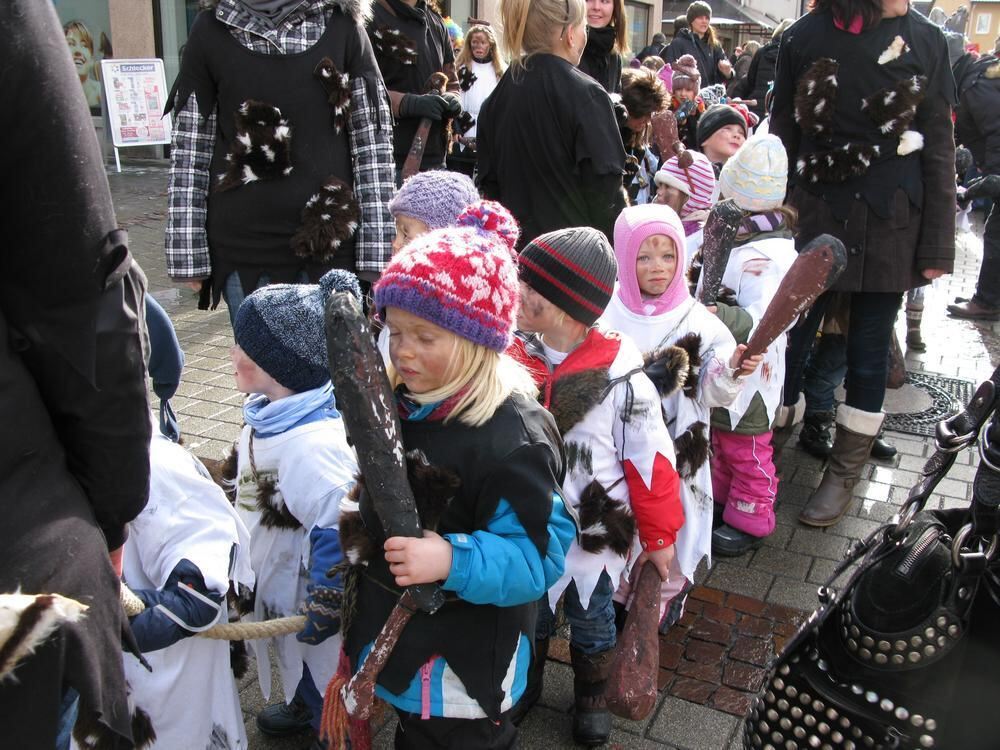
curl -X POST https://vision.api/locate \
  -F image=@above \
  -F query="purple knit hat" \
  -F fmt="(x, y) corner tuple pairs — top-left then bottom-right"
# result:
(374, 202), (520, 351)
(388, 171), (480, 230)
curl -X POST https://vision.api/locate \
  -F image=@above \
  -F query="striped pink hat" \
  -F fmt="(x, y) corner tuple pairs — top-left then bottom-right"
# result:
(654, 150), (717, 217)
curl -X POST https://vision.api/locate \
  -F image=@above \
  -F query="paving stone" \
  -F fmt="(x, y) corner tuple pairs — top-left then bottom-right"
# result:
(677, 658), (722, 684)
(729, 636), (771, 667)
(689, 586), (726, 605)
(537, 660), (573, 712)
(749, 546), (812, 581)
(788, 467), (824, 489)
(649, 696), (739, 750)
(710, 685), (755, 716)
(722, 662), (767, 693)
(700, 602), (738, 625)
(659, 642), (683, 670)
(761, 522), (793, 550)
(667, 676), (717, 704)
(734, 614), (774, 639)
(684, 639), (724, 664)
(825, 515), (883, 542)
(852, 480), (891, 503)
(725, 593), (767, 616)
(787, 528), (851, 561)
(705, 562), (773, 600)
(687, 617), (732, 645)
(765, 578), (822, 613)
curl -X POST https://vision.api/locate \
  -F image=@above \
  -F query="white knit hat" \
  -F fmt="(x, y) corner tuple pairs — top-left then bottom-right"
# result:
(654, 150), (716, 216)
(719, 134), (788, 212)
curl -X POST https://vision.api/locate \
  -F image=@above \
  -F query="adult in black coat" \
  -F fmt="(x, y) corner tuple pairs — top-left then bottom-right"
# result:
(636, 33), (667, 62)
(732, 20), (793, 119)
(664, 1), (733, 87)
(0, 2), (151, 747)
(948, 52), (1000, 320)
(578, 0), (628, 93)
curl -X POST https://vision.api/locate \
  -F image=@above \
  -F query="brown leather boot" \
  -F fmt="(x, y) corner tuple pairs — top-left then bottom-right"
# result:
(799, 405), (884, 528)
(771, 393), (805, 469)
(570, 646), (614, 746)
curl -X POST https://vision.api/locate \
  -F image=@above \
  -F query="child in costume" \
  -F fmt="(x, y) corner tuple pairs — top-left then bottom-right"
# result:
(697, 103), (748, 172)
(339, 203), (575, 748)
(653, 149), (718, 256)
(669, 54), (706, 148)
(230, 270), (362, 742)
(123, 297), (255, 750)
(511, 227), (683, 746)
(599, 204), (762, 625)
(699, 135), (798, 557)
(616, 68), (670, 204)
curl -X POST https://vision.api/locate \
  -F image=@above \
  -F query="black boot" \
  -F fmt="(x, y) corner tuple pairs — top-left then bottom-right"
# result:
(570, 647), (613, 746)
(510, 637), (549, 725)
(712, 524), (764, 557)
(870, 433), (897, 460)
(798, 410), (834, 459)
(256, 693), (313, 737)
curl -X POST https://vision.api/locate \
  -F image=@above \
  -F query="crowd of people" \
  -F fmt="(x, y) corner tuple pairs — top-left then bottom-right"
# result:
(4, 0), (1000, 749)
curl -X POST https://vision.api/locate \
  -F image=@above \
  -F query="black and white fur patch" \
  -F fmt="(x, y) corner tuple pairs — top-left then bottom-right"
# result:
(794, 58), (839, 137)
(457, 65), (478, 92)
(860, 75), (926, 138)
(548, 369), (612, 436)
(372, 25), (417, 65)
(673, 421), (710, 478)
(672, 332), (704, 400)
(255, 475), (301, 530)
(642, 345), (690, 398)
(796, 143), (881, 185)
(290, 177), (361, 263)
(216, 100), (293, 192)
(74, 700), (156, 750)
(314, 57), (352, 134)
(576, 480), (636, 557)
(0, 593), (88, 682)
(454, 111), (476, 136)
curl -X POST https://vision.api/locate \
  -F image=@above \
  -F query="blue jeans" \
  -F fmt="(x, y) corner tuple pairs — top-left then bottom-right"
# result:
(536, 571), (616, 655)
(803, 333), (848, 415)
(297, 663), (324, 733)
(222, 271), (310, 329)
(784, 291), (903, 413)
(973, 200), (1000, 309)
(55, 687), (79, 750)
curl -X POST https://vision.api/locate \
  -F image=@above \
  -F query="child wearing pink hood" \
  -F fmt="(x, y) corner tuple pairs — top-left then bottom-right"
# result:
(599, 204), (761, 624)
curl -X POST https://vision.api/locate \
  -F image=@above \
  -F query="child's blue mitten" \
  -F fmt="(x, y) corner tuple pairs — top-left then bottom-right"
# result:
(296, 585), (343, 644)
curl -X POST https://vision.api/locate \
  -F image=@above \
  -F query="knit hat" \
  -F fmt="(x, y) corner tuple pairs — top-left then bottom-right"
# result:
(374, 201), (520, 352)
(518, 228), (618, 326)
(719, 134), (788, 212)
(698, 83), (727, 108)
(686, 0), (712, 24)
(388, 171), (480, 230)
(613, 204), (690, 315)
(234, 269), (362, 393)
(670, 54), (700, 92)
(697, 104), (748, 147)
(655, 149), (717, 216)
(145, 295), (185, 441)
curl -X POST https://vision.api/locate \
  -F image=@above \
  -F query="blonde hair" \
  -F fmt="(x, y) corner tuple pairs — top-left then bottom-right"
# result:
(500, 0), (586, 73)
(455, 25), (507, 80)
(772, 18), (794, 41)
(742, 40), (761, 56)
(388, 335), (537, 427)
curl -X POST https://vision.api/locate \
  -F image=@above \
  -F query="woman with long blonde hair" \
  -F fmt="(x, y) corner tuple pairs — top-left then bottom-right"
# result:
(477, 0), (626, 247)
(449, 24), (506, 177)
(664, 1), (733, 86)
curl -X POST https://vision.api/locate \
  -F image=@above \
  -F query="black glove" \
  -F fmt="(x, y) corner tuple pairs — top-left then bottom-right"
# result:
(441, 92), (463, 118)
(399, 93), (451, 121)
(960, 174), (1000, 205)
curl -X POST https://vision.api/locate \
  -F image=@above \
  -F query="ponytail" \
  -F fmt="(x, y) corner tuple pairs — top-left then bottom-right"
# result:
(500, 0), (586, 74)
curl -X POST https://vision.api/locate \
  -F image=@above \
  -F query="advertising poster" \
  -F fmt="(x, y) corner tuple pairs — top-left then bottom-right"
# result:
(100, 59), (172, 148)
(54, 0), (113, 116)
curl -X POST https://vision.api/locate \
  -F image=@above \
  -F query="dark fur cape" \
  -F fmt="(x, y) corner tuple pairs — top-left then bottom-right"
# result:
(673, 421), (710, 478)
(215, 100), (293, 192)
(673, 332), (704, 399)
(314, 56), (353, 134)
(796, 143), (881, 185)
(642, 345), (689, 398)
(794, 57), (839, 137)
(290, 177), (360, 262)
(337, 450), (462, 567)
(576, 480), (636, 557)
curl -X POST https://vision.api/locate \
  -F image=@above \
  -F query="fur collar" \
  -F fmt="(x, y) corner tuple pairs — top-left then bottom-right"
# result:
(203, 0), (373, 25)
(673, 332), (704, 400)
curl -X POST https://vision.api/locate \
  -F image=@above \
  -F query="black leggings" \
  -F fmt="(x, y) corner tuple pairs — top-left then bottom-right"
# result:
(393, 708), (517, 749)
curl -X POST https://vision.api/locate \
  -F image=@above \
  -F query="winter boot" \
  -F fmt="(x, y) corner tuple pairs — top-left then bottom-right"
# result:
(770, 393), (805, 469)
(871, 432), (897, 460)
(256, 693), (313, 737)
(798, 409), (834, 459)
(570, 647), (614, 746)
(510, 638), (549, 725)
(799, 405), (884, 528)
(905, 304), (926, 352)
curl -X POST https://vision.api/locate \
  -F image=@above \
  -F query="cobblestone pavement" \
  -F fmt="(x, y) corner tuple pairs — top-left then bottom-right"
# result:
(110, 162), (1000, 749)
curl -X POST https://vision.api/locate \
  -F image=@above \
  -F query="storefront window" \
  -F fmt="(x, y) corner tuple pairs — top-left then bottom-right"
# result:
(157, 0), (202, 94)
(625, 1), (651, 55)
(53, 0), (113, 117)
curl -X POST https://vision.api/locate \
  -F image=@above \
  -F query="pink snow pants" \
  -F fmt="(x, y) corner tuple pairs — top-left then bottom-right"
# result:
(711, 429), (777, 538)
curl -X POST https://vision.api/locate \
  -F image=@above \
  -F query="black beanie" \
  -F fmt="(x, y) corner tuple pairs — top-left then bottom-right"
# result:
(697, 104), (748, 148)
(518, 227), (618, 326)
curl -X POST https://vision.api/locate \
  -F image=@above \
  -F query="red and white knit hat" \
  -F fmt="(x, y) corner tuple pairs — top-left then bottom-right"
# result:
(374, 201), (520, 352)
(654, 149), (717, 216)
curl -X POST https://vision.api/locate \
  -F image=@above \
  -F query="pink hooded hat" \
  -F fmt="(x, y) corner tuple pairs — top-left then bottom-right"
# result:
(613, 204), (690, 316)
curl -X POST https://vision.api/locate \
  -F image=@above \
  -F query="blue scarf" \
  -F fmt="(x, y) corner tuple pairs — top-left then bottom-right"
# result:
(243, 381), (340, 438)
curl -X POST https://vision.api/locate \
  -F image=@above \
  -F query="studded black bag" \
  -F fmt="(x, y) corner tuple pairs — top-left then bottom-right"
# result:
(744, 366), (1000, 750)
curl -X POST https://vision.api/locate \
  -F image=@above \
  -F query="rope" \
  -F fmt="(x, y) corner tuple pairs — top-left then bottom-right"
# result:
(120, 583), (306, 640)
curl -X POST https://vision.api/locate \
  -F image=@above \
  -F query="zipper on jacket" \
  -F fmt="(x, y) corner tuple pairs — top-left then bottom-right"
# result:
(420, 659), (434, 720)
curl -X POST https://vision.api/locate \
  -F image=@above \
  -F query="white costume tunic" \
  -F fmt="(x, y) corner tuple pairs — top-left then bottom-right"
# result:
(519, 330), (681, 612)
(123, 433), (255, 750)
(234, 419), (358, 702)
(460, 60), (499, 140)
(600, 293), (742, 579)
(713, 237), (798, 430)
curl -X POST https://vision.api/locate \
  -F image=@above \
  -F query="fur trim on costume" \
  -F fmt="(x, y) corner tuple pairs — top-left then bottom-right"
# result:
(860, 75), (926, 137)
(877, 35), (909, 65)
(897, 130), (924, 155)
(673, 332), (704, 399)
(372, 25), (418, 65)
(454, 111), (476, 135)
(290, 177), (360, 262)
(215, 100), (293, 192)
(314, 57), (352, 134)
(987, 62), (1000, 79)
(642, 345), (690, 398)
(201, 444), (239, 504)
(457, 65), (477, 91)
(336, 451), (462, 566)
(673, 421), (710, 479)
(0, 593), (88, 682)
(74, 702), (156, 750)
(199, 0), (373, 25)
(549, 369), (612, 436)
(687, 250), (703, 294)
(795, 144), (881, 185)
(256, 476), (302, 530)
(576, 480), (636, 557)
(794, 58), (839, 137)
